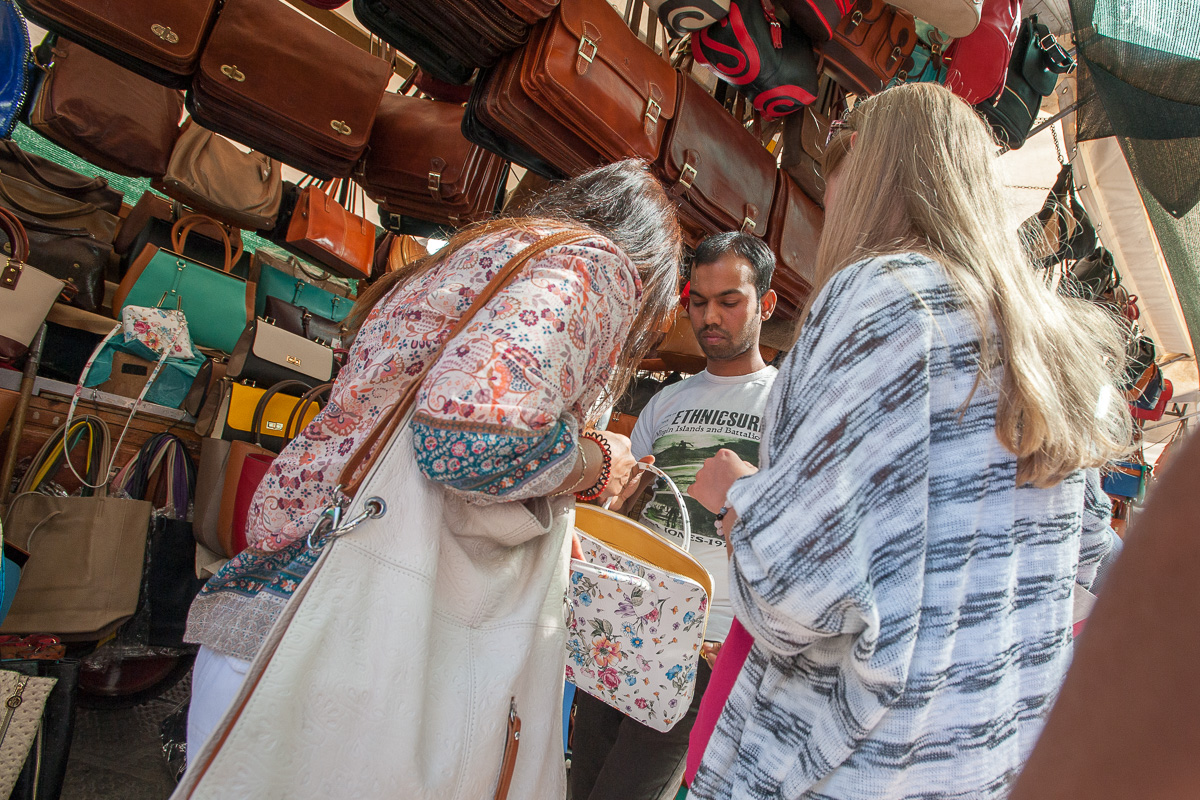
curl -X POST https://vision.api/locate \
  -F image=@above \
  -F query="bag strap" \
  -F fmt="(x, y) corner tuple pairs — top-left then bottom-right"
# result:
(250, 380), (312, 448)
(171, 214), (245, 272)
(17, 415), (111, 497)
(337, 229), (592, 495)
(0, 206), (30, 263)
(64, 324), (177, 489)
(110, 433), (194, 517)
(285, 382), (332, 442)
(0, 140), (109, 195)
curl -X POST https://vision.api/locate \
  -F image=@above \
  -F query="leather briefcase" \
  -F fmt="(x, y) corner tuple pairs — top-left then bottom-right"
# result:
(14, 0), (221, 88)
(0, 140), (123, 214)
(358, 93), (509, 229)
(655, 72), (776, 245)
(464, 65), (567, 180)
(818, 0), (917, 95)
(161, 120), (284, 231)
(764, 171), (822, 321)
(226, 318), (336, 389)
(475, 0), (678, 176)
(26, 36), (185, 178)
(188, 0), (392, 179)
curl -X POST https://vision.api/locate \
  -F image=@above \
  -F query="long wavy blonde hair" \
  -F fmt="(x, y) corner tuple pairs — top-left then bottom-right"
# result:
(816, 83), (1132, 487)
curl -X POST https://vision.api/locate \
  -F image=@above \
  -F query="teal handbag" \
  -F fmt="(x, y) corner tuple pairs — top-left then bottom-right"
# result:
(113, 215), (251, 355)
(254, 258), (355, 323)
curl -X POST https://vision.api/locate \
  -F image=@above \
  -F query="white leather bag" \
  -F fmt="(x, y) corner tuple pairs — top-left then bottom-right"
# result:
(887, 0), (983, 38)
(173, 230), (592, 800)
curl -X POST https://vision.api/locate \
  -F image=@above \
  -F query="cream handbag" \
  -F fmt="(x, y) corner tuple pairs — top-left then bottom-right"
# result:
(567, 465), (713, 732)
(0, 670), (57, 798)
(174, 230), (592, 800)
(887, 0), (983, 38)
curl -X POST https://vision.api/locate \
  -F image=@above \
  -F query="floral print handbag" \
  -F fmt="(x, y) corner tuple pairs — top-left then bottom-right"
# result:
(566, 465), (714, 732)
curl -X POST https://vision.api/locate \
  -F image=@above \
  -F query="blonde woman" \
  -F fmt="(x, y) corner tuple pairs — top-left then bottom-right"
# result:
(686, 83), (1132, 799)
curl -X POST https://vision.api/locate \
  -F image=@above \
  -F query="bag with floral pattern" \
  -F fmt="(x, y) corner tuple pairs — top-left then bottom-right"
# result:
(121, 305), (196, 360)
(566, 465), (713, 732)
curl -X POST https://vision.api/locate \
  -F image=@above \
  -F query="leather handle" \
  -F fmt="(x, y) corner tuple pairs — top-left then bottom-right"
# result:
(285, 382), (332, 442)
(0, 207), (30, 262)
(0, 140), (109, 194)
(250, 379), (313, 448)
(171, 213), (245, 273)
(337, 229), (592, 495)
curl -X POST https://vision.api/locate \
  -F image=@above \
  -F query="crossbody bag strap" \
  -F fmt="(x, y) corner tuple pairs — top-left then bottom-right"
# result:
(337, 229), (593, 495)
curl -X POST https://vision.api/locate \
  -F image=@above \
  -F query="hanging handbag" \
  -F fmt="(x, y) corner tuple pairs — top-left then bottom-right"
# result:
(943, 0), (1020, 104)
(114, 214), (252, 354)
(1101, 460), (1148, 501)
(649, 0), (731, 35)
(779, 78), (845, 205)
(567, 465), (712, 732)
(1130, 372), (1172, 422)
(655, 73), (777, 244)
(0, 415), (154, 637)
(114, 192), (253, 277)
(251, 249), (355, 304)
(284, 180), (375, 280)
(0, 669), (58, 799)
(161, 120), (285, 231)
(692, 0), (820, 118)
(196, 378), (322, 449)
(1065, 246), (1118, 302)
(1023, 164), (1097, 268)
(0, 172), (118, 244)
(187, 0), (392, 179)
(1020, 0), (1071, 36)
(976, 15), (1074, 150)
(121, 305), (196, 359)
(183, 356), (228, 417)
(817, 0), (918, 95)
(226, 318), (336, 388)
(13, 0), (220, 88)
(176, 230), (590, 800)
(469, 0), (680, 176)
(0, 207), (64, 362)
(358, 92), (510, 230)
(1, 0), (35, 137)
(26, 36), (185, 178)
(885, 0), (981, 38)
(776, 0), (848, 41)
(463, 66), (567, 181)
(0, 140), (123, 215)
(263, 296), (344, 346)
(764, 171), (822, 322)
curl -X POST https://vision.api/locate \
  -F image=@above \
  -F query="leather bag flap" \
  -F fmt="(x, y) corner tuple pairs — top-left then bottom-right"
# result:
(249, 322), (334, 382)
(765, 172), (822, 319)
(363, 94), (475, 200)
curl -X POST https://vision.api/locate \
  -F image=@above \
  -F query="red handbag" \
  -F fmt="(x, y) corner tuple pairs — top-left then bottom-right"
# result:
(285, 179), (375, 280)
(943, 0), (1020, 104)
(230, 452), (274, 555)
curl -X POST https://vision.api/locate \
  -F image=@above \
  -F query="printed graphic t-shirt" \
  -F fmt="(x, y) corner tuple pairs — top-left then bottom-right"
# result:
(629, 366), (777, 642)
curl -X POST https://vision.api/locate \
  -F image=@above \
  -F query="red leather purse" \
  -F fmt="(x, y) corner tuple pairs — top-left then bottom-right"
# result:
(285, 180), (375, 280)
(944, 0), (1020, 104)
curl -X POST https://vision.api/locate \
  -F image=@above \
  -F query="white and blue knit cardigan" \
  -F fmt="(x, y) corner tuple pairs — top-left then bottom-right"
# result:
(690, 253), (1115, 800)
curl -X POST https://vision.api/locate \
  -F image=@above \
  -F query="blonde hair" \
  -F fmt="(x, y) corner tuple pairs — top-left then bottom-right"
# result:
(815, 83), (1132, 487)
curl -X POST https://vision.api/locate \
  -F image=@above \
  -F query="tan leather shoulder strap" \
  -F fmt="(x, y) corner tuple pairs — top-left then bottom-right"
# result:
(338, 228), (593, 495)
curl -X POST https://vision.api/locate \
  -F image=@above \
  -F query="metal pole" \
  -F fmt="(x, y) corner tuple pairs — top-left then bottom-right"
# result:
(0, 324), (47, 508)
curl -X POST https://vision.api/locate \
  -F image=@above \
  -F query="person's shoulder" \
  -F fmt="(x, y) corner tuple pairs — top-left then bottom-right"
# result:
(812, 252), (949, 328)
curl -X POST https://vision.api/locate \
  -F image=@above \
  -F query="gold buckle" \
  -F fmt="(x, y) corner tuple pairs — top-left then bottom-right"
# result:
(330, 120), (352, 136)
(151, 24), (179, 44)
(578, 36), (597, 63)
(678, 163), (697, 190)
(428, 171), (442, 195)
(741, 216), (756, 233)
(220, 64), (246, 82)
(645, 98), (662, 125)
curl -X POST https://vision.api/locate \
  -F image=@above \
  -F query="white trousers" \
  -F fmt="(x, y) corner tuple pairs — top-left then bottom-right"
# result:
(186, 645), (252, 768)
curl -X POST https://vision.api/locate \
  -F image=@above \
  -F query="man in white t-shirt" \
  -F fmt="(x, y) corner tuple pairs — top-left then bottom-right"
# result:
(569, 232), (780, 800)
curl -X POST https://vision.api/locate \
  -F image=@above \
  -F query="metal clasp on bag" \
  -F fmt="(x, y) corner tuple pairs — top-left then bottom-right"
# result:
(644, 98), (662, 126)
(677, 163), (698, 190)
(221, 64), (246, 82)
(152, 23), (180, 44)
(330, 120), (353, 136)
(577, 36), (597, 63)
(305, 495), (387, 549)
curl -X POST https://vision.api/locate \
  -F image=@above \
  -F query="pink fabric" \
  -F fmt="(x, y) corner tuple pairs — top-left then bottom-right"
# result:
(685, 618), (754, 786)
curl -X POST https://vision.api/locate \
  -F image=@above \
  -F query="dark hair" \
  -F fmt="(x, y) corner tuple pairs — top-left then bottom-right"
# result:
(350, 159), (682, 417)
(691, 231), (776, 299)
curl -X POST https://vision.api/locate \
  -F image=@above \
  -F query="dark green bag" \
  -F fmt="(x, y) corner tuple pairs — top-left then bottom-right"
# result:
(976, 15), (1074, 150)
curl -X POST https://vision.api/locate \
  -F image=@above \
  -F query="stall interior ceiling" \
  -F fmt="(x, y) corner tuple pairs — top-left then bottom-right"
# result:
(19, 0), (1196, 436)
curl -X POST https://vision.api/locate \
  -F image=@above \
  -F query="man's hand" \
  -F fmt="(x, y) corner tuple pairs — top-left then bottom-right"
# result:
(606, 455), (656, 513)
(688, 449), (757, 514)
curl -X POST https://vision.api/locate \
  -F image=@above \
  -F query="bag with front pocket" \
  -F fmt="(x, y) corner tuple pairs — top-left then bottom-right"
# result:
(817, 0), (917, 95)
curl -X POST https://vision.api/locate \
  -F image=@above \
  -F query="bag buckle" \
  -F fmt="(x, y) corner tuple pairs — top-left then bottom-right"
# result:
(741, 216), (757, 233)
(0, 257), (23, 291)
(645, 98), (662, 126)
(677, 163), (698, 190)
(330, 120), (352, 136)
(151, 23), (179, 44)
(220, 64), (246, 82)
(578, 36), (598, 63)
(428, 171), (442, 196)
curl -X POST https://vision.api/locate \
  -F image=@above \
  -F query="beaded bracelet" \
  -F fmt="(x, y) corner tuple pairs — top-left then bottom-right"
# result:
(574, 431), (612, 502)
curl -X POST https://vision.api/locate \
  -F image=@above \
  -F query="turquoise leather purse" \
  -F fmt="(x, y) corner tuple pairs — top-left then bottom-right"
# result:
(254, 258), (354, 323)
(113, 215), (250, 355)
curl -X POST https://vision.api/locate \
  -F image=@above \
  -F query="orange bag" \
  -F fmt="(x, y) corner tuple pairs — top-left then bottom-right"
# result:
(285, 179), (374, 280)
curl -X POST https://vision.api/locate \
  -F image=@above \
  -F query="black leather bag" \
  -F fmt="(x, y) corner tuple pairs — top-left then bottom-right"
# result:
(4, 659), (80, 800)
(691, 0), (820, 117)
(264, 296), (343, 346)
(0, 209), (111, 311)
(147, 517), (204, 649)
(976, 15), (1073, 150)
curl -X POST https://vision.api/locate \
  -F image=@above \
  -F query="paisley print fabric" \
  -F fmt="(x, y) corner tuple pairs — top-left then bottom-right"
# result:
(185, 227), (642, 661)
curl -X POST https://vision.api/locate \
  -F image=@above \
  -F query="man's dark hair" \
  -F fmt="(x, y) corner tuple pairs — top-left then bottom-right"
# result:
(691, 232), (776, 300)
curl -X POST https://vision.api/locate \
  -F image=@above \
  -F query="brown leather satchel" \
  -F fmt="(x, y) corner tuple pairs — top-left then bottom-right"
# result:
(818, 0), (917, 95)
(14, 0), (221, 88)
(655, 73), (776, 246)
(0, 139), (123, 214)
(285, 181), (375, 280)
(0, 172), (119, 243)
(188, 0), (392, 179)
(764, 171), (822, 322)
(27, 36), (184, 178)
(161, 120), (284, 231)
(475, 0), (678, 176)
(358, 93), (509, 229)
